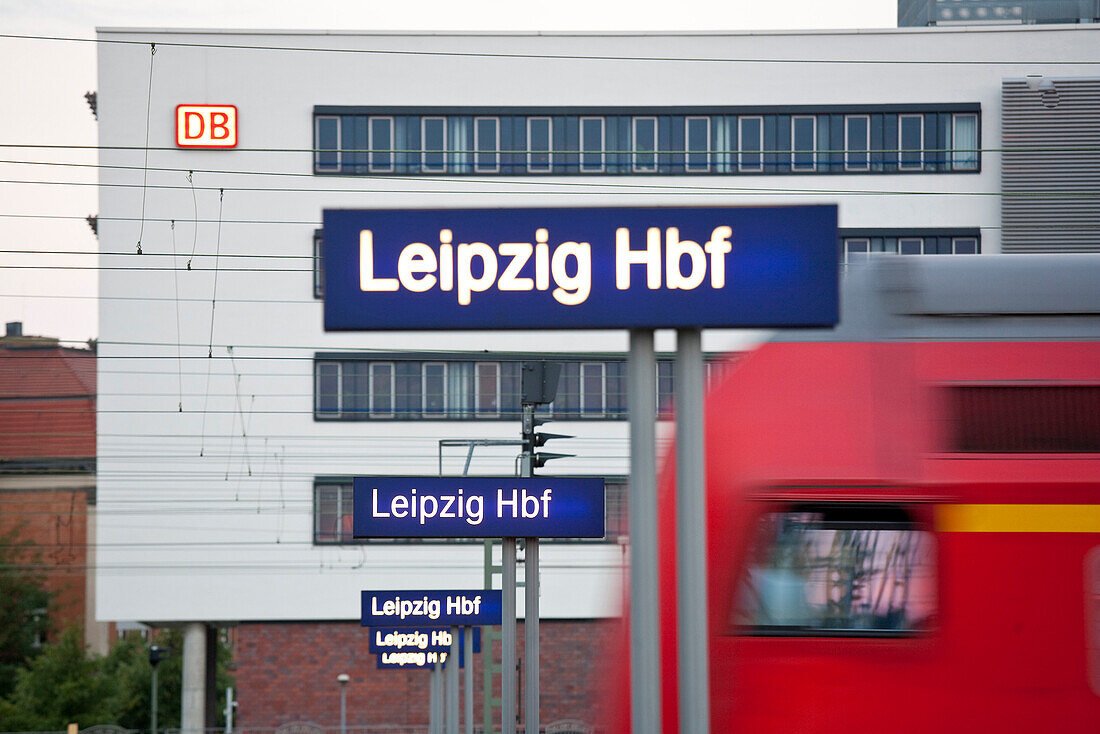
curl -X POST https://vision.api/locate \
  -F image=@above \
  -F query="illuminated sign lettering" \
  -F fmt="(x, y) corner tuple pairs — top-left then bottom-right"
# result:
(352, 477), (605, 539)
(323, 205), (838, 331)
(175, 105), (238, 148)
(369, 627), (482, 654)
(361, 590), (503, 626)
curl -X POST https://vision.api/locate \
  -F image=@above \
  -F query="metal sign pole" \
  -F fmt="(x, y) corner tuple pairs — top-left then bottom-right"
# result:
(675, 328), (710, 734)
(501, 538), (517, 734)
(628, 329), (661, 734)
(430, 662), (441, 734)
(524, 537), (539, 734)
(463, 626), (474, 734)
(447, 627), (459, 734)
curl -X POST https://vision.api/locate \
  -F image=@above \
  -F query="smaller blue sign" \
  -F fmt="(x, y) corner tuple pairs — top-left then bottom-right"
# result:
(353, 477), (605, 538)
(369, 626), (482, 654)
(362, 590), (503, 626)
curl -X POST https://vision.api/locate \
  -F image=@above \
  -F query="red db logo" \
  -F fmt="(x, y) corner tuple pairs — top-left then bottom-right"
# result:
(176, 105), (238, 148)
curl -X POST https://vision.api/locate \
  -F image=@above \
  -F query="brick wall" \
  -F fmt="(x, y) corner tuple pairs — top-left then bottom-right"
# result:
(234, 619), (618, 731)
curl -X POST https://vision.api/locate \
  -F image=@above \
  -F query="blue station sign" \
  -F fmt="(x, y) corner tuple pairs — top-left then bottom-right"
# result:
(323, 205), (838, 331)
(369, 626), (482, 654)
(376, 647), (467, 669)
(353, 477), (605, 539)
(361, 589), (503, 627)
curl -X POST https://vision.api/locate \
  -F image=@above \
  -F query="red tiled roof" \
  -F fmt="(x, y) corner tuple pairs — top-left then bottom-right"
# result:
(0, 346), (95, 398)
(0, 346), (95, 459)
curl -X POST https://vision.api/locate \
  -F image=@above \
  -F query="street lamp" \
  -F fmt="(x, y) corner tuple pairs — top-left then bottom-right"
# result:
(337, 673), (350, 734)
(149, 645), (169, 734)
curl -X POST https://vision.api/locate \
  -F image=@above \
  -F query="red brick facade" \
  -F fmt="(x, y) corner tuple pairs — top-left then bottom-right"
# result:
(233, 619), (616, 731)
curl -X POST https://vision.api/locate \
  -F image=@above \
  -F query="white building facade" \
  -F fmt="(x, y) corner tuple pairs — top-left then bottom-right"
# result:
(95, 24), (1100, 728)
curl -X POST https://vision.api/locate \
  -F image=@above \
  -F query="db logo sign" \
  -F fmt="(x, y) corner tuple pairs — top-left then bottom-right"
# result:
(176, 105), (238, 148)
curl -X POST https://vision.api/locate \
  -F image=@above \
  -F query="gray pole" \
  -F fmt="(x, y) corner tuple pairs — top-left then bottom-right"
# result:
(463, 627), (474, 734)
(524, 537), (539, 734)
(430, 663), (442, 734)
(180, 623), (206, 734)
(627, 329), (661, 734)
(225, 687), (234, 734)
(337, 675), (348, 734)
(151, 665), (158, 734)
(675, 329), (710, 734)
(446, 627), (459, 734)
(501, 538), (517, 734)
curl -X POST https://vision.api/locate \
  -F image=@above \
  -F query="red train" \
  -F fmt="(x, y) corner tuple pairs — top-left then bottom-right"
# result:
(616, 255), (1100, 732)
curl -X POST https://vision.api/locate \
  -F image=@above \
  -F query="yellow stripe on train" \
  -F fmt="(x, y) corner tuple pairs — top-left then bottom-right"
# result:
(936, 504), (1100, 533)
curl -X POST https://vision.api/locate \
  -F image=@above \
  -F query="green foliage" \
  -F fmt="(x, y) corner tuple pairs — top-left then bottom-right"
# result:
(0, 627), (235, 732)
(0, 525), (54, 699)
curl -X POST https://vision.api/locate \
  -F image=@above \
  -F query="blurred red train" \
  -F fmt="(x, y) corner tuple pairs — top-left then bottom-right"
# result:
(614, 255), (1100, 732)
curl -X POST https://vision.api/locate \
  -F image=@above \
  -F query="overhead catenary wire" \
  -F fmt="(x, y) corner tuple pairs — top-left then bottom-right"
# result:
(3, 31), (1100, 66)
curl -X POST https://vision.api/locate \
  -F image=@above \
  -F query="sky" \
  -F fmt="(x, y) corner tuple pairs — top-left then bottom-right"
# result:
(0, 0), (895, 344)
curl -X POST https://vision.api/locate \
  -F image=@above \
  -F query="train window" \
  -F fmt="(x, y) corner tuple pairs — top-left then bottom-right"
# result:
(735, 504), (936, 636)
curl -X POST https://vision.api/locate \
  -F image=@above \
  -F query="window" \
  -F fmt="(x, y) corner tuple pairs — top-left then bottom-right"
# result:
(843, 238), (870, 264)
(685, 117), (711, 172)
(370, 117), (394, 172)
(899, 114), (924, 170)
(475, 117), (500, 173)
(421, 117), (447, 172)
(316, 362), (340, 415)
(952, 237), (978, 254)
(580, 117), (605, 172)
(315, 116), (340, 171)
(316, 107), (976, 176)
(792, 116), (816, 171)
(313, 230), (324, 298)
(581, 362), (606, 416)
(633, 116), (658, 172)
(316, 356), (720, 420)
(735, 505), (936, 635)
(528, 117), (552, 172)
(476, 362), (500, 417)
(898, 237), (925, 255)
(315, 482), (354, 543)
(952, 113), (978, 171)
(738, 116), (763, 172)
(950, 386), (1100, 453)
(656, 360), (675, 418)
(370, 363), (395, 417)
(423, 362), (447, 417)
(844, 115), (870, 171)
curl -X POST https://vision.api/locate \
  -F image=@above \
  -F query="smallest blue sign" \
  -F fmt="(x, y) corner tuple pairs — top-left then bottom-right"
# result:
(362, 590), (503, 627)
(353, 476), (605, 539)
(377, 649), (463, 669)
(369, 626), (482, 654)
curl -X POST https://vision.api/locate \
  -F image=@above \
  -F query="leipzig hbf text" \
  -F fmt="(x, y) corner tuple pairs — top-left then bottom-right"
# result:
(359, 225), (735, 306)
(369, 486), (554, 526)
(371, 594), (485, 621)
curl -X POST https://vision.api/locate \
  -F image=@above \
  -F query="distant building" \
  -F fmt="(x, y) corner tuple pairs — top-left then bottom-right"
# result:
(899, 0), (1100, 26)
(94, 23), (1100, 732)
(0, 322), (107, 654)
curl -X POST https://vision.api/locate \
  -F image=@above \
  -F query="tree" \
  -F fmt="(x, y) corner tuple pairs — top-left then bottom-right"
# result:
(0, 525), (53, 698)
(0, 626), (236, 732)
(0, 627), (117, 730)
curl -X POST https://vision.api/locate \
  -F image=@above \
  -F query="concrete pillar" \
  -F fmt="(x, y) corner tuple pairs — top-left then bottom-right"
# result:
(181, 623), (207, 734)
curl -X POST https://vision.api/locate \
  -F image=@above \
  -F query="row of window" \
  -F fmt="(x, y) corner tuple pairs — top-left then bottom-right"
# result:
(842, 235), (979, 264)
(313, 108), (980, 176)
(314, 479), (628, 544)
(312, 231), (980, 299)
(314, 357), (733, 421)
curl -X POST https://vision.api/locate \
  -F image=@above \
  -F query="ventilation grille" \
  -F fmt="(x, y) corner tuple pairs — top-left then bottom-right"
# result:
(950, 385), (1100, 453)
(1001, 79), (1100, 253)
